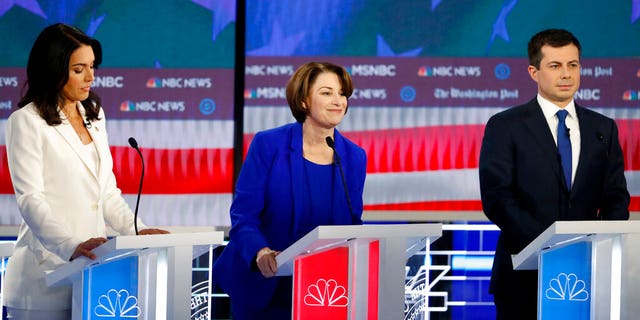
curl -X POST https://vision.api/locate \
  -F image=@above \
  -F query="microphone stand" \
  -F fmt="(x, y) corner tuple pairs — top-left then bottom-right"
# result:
(325, 136), (354, 217)
(128, 137), (144, 235)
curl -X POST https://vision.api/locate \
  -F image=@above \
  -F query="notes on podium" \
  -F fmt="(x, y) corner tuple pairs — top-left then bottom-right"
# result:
(512, 220), (640, 320)
(275, 223), (442, 320)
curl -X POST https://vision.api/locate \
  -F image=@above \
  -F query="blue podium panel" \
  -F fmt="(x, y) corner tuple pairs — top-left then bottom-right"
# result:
(83, 256), (140, 319)
(539, 241), (591, 320)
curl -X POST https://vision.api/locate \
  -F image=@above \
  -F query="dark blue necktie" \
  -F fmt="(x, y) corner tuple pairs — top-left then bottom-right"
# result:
(556, 109), (572, 190)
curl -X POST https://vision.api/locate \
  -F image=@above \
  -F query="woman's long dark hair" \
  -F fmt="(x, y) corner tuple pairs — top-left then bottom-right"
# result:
(19, 23), (102, 126)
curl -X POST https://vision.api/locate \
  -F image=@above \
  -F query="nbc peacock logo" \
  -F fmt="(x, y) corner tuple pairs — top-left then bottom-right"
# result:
(545, 273), (589, 302)
(120, 101), (136, 112)
(146, 78), (162, 88)
(303, 279), (349, 307)
(417, 66), (433, 77)
(94, 289), (141, 318)
(622, 90), (638, 101)
(244, 89), (257, 99)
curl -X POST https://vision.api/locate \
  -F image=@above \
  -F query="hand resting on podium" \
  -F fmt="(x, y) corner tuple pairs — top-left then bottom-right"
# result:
(138, 228), (170, 236)
(256, 247), (280, 278)
(70, 237), (107, 260)
(70, 228), (169, 260)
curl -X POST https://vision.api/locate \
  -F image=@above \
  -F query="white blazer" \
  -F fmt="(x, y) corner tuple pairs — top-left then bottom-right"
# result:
(4, 102), (143, 310)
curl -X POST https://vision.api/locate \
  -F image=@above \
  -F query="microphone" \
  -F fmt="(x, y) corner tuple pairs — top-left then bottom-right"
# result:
(128, 137), (144, 235)
(565, 128), (570, 136)
(325, 136), (354, 218)
(83, 117), (92, 129)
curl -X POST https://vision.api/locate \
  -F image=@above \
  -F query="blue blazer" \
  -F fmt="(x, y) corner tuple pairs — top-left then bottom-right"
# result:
(479, 98), (629, 295)
(213, 122), (367, 309)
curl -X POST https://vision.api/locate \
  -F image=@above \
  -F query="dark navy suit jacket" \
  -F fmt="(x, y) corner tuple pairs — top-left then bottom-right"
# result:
(479, 98), (629, 296)
(213, 122), (367, 309)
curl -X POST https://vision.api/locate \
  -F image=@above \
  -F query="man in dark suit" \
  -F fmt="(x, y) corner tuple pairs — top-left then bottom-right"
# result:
(479, 29), (630, 319)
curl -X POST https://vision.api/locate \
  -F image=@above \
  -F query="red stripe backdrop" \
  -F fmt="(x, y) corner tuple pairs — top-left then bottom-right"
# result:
(1, 118), (639, 210)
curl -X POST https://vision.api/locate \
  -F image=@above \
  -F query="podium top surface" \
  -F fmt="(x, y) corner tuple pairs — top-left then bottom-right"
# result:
(46, 231), (224, 287)
(512, 220), (640, 270)
(0, 242), (15, 257)
(276, 223), (442, 276)
(307, 223), (442, 239)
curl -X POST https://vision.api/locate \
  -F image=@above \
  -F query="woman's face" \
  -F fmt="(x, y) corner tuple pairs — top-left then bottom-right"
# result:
(60, 44), (95, 106)
(303, 72), (347, 129)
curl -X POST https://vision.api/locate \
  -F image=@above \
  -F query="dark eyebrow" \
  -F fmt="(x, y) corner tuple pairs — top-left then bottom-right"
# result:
(70, 61), (94, 68)
(546, 59), (579, 65)
(319, 85), (344, 92)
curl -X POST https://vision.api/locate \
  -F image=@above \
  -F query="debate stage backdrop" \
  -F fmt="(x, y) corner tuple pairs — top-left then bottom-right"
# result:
(0, 0), (237, 226)
(0, 0), (639, 228)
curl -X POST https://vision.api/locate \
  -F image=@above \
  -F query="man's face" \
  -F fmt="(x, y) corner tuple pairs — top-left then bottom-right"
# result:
(527, 44), (580, 107)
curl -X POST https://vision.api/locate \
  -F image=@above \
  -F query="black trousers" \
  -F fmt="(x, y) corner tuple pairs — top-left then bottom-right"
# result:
(492, 270), (538, 320)
(230, 276), (293, 320)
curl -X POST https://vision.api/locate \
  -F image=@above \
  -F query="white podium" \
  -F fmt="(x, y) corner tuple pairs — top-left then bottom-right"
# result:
(0, 242), (14, 258)
(0, 241), (14, 315)
(46, 231), (223, 320)
(512, 220), (640, 319)
(276, 223), (442, 320)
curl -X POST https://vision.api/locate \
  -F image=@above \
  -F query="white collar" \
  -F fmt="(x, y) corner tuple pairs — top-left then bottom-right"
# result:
(537, 94), (577, 121)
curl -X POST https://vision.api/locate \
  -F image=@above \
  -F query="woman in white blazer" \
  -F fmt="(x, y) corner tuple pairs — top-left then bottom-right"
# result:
(4, 23), (168, 319)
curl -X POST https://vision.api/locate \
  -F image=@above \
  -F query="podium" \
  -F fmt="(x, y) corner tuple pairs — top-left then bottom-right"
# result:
(0, 242), (13, 258)
(276, 223), (442, 320)
(46, 231), (224, 320)
(512, 220), (640, 319)
(0, 242), (14, 314)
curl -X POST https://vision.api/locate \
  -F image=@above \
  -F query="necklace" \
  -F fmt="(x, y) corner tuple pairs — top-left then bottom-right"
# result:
(60, 104), (93, 129)
(61, 105), (76, 120)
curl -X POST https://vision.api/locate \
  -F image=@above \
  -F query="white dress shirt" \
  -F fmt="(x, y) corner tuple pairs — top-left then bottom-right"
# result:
(537, 94), (581, 186)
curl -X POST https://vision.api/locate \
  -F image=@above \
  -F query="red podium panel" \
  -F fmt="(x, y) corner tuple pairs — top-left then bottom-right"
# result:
(292, 241), (381, 320)
(293, 247), (350, 320)
(367, 240), (379, 320)
(277, 224), (441, 320)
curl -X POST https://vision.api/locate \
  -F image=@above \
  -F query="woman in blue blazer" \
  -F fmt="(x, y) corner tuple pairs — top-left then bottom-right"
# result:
(213, 62), (367, 319)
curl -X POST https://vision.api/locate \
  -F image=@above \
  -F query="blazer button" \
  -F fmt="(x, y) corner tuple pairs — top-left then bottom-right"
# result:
(91, 203), (99, 211)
